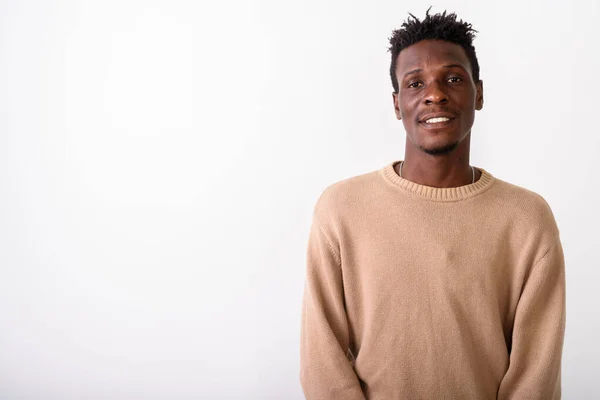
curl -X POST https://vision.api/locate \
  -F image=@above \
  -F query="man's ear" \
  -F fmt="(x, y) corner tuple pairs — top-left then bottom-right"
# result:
(475, 80), (484, 111)
(392, 92), (402, 120)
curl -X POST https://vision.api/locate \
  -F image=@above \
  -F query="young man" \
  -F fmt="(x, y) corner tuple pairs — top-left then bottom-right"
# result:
(299, 10), (566, 400)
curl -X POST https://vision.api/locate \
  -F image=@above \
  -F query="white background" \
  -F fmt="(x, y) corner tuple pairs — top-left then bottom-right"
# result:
(0, 0), (598, 398)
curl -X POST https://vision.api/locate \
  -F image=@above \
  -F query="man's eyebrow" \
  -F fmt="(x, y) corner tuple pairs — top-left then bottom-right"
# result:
(403, 68), (422, 79)
(402, 64), (466, 79)
(444, 64), (467, 70)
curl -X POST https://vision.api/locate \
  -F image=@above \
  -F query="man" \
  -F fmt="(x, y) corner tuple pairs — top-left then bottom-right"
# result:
(299, 9), (566, 400)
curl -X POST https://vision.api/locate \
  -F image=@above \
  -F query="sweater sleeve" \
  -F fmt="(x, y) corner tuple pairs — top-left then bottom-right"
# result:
(497, 237), (566, 400)
(299, 219), (366, 400)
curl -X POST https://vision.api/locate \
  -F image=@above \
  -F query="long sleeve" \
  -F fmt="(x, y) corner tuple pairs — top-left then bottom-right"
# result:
(498, 236), (567, 400)
(299, 218), (366, 400)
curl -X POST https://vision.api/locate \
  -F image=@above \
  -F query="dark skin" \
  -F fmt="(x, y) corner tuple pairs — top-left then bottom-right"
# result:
(392, 39), (484, 188)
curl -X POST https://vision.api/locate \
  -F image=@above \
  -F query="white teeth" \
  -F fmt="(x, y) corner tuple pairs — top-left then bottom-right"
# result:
(425, 117), (450, 124)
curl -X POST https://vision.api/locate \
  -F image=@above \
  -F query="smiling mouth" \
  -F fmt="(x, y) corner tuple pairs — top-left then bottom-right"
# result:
(420, 117), (456, 128)
(424, 117), (451, 124)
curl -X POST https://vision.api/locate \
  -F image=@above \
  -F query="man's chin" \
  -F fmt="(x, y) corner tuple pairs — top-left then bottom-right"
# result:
(418, 141), (460, 156)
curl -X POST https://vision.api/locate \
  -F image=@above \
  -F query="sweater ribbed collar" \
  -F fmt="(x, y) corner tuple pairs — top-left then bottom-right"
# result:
(380, 160), (495, 202)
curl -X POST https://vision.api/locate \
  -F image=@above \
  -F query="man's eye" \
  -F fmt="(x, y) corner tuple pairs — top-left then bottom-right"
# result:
(448, 76), (462, 83)
(408, 82), (421, 88)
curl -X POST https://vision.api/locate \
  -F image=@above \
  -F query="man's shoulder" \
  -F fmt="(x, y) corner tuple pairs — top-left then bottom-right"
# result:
(491, 176), (553, 209)
(488, 176), (559, 234)
(311, 167), (382, 221)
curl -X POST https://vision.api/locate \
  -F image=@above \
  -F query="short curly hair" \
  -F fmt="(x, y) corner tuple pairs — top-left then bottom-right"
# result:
(388, 8), (480, 93)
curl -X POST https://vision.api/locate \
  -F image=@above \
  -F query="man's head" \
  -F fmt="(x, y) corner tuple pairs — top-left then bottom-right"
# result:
(389, 9), (484, 156)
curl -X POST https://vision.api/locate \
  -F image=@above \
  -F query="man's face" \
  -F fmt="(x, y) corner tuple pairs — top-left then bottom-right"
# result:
(392, 39), (484, 155)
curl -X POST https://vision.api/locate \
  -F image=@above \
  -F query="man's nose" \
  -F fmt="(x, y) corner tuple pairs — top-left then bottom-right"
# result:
(424, 82), (448, 105)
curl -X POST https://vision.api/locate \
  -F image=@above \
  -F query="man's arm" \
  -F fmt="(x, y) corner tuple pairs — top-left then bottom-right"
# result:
(299, 218), (366, 400)
(498, 236), (566, 399)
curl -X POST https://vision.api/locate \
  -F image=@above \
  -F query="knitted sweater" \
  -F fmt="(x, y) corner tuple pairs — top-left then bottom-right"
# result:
(299, 160), (566, 400)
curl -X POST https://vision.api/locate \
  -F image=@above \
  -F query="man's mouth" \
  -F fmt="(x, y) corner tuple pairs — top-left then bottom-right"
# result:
(423, 117), (451, 124)
(418, 112), (457, 124)
(419, 116), (456, 130)
(418, 112), (457, 129)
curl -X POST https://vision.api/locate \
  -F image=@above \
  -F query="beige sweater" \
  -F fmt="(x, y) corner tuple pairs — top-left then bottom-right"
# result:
(299, 160), (566, 400)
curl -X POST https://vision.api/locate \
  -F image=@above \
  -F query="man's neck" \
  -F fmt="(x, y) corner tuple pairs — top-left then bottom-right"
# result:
(398, 132), (482, 188)
(397, 152), (482, 188)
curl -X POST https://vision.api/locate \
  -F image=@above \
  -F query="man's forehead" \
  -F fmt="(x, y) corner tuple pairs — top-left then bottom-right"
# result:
(397, 41), (469, 70)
